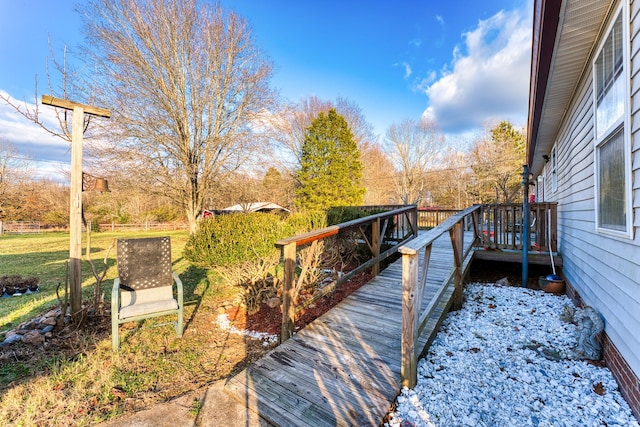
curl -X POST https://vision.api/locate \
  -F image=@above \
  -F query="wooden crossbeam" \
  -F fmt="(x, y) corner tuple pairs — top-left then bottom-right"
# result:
(42, 95), (111, 118)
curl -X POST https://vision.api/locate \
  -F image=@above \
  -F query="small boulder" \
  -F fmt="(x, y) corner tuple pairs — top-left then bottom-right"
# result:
(265, 297), (281, 309)
(22, 330), (45, 346)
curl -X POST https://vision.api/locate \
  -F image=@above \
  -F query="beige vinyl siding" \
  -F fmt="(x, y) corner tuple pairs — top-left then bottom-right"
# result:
(549, 0), (640, 378)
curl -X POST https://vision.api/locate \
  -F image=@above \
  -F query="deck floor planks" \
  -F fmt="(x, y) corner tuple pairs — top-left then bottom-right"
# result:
(302, 318), (402, 366)
(225, 231), (474, 426)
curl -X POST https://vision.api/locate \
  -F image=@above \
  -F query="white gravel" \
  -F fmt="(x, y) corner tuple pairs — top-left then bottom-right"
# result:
(385, 283), (639, 427)
(215, 313), (279, 346)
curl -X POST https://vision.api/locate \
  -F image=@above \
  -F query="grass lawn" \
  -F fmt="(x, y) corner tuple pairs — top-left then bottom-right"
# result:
(0, 230), (272, 426)
(1, 230), (192, 332)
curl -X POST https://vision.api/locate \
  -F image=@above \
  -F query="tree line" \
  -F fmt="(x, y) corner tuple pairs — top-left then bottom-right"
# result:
(0, 0), (525, 231)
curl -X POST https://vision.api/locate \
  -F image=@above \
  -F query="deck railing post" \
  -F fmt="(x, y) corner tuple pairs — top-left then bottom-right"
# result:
(280, 242), (296, 343)
(472, 209), (480, 246)
(401, 248), (419, 388)
(410, 206), (418, 237)
(449, 221), (464, 311)
(372, 217), (381, 276)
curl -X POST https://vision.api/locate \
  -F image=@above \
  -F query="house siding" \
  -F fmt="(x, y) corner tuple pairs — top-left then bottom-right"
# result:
(542, 0), (640, 395)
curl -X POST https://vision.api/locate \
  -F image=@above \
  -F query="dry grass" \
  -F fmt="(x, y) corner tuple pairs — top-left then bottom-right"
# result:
(0, 230), (275, 426)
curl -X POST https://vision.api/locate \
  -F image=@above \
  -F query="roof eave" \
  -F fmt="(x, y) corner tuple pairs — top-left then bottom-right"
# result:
(526, 0), (562, 175)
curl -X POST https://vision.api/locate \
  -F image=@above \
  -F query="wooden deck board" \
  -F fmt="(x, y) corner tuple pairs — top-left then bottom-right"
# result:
(224, 232), (474, 426)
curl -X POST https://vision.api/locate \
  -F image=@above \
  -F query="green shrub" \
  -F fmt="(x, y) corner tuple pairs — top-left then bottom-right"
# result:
(326, 206), (377, 225)
(286, 210), (327, 234)
(184, 213), (294, 269)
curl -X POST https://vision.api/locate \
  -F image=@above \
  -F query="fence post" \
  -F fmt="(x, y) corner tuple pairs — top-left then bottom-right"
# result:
(401, 248), (419, 388)
(280, 242), (296, 343)
(449, 221), (464, 310)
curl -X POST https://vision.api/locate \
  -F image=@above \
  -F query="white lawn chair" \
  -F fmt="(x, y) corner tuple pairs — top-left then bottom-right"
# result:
(111, 236), (183, 351)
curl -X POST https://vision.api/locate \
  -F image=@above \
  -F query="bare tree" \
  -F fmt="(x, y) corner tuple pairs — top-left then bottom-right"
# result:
(468, 121), (525, 203)
(0, 142), (33, 224)
(360, 141), (395, 205)
(268, 96), (376, 172)
(385, 118), (445, 205)
(427, 150), (474, 209)
(0, 41), (97, 145)
(79, 0), (276, 232)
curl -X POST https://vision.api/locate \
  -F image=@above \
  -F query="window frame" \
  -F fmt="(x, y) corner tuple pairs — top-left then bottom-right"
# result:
(592, 3), (633, 239)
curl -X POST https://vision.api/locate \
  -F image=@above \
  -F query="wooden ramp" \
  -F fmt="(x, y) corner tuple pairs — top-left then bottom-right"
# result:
(224, 232), (474, 426)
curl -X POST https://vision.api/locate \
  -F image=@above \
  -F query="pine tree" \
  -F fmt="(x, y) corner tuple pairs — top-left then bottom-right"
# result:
(296, 109), (364, 211)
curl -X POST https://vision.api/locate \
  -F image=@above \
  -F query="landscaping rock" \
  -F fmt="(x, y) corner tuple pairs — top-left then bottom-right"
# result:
(0, 333), (22, 347)
(22, 330), (45, 345)
(265, 297), (281, 309)
(0, 307), (64, 347)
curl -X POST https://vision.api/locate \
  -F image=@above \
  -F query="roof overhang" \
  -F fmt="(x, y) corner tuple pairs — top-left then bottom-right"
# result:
(526, 0), (614, 176)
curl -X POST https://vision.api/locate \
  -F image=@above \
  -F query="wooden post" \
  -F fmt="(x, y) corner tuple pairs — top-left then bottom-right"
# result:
(472, 208), (480, 246)
(69, 105), (84, 316)
(371, 218), (380, 276)
(401, 248), (419, 388)
(410, 206), (418, 237)
(41, 96), (110, 319)
(280, 242), (296, 343)
(449, 221), (464, 311)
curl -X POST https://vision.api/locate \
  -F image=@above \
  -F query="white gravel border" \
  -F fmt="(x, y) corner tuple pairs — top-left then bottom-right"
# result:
(385, 283), (639, 427)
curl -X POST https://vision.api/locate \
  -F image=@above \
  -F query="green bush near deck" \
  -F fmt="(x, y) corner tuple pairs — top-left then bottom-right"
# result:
(183, 213), (294, 269)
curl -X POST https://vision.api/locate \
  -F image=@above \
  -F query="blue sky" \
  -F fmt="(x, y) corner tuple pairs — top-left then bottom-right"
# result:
(0, 0), (532, 179)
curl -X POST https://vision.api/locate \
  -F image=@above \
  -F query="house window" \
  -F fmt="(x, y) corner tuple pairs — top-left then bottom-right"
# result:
(595, 14), (624, 139)
(598, 129), (626, 231)
(593, 8), (631, 237)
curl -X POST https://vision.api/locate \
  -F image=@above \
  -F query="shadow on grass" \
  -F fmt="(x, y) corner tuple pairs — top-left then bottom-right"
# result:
(0, 247), (119, 334)
(178, 263), (210, 332)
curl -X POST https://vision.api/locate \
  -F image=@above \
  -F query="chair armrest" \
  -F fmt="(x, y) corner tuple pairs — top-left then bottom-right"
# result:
(172, 272), (183, 307)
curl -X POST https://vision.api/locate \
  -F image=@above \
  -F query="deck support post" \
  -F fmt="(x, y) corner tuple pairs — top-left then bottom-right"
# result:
(401, 248), (419, 388)
(280, 242), (296, 343)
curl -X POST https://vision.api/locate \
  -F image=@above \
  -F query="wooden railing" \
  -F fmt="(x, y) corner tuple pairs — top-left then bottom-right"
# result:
(276, 205), (418, 343)
(0, 221), (42, 234)
(417, 208), (461, 229)
(399, 205), (480, 388)
(474, 202), (558, 252)
(96, 222), (189, 232)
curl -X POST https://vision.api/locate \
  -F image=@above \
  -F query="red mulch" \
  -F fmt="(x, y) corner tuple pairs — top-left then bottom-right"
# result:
(225, 269), (373, 336)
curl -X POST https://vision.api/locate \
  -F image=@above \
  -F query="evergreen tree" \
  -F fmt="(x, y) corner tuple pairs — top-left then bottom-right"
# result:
(296, 109), (365, 210)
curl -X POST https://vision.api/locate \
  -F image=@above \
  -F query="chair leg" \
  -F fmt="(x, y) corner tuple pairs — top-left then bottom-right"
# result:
(176, 308), (183, 338)
(112, 318), (120, 351)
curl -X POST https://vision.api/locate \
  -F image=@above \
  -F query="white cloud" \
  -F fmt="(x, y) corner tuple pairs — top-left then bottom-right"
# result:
(394, 61), (413, 80)
(421, 7), (532, 135)
(0, 91), (72, 180)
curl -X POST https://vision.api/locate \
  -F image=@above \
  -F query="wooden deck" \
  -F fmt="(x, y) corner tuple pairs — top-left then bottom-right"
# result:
(224, 232), (475, 426)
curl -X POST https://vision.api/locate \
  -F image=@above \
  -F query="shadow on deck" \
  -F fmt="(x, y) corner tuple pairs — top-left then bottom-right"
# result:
(223, 231), (474, 426)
